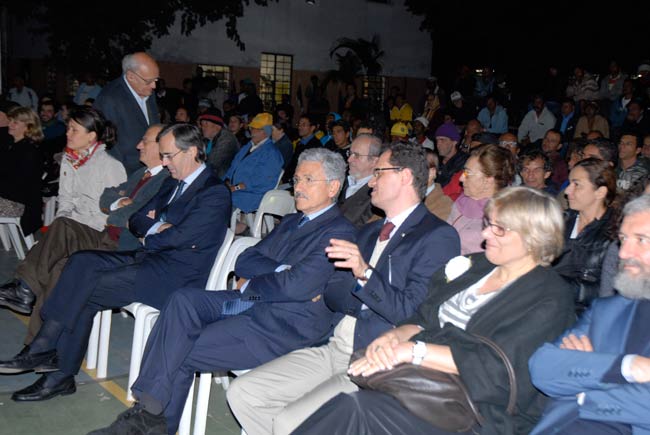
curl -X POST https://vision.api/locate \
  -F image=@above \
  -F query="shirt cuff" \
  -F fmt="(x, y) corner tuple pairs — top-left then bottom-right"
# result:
(274, 264), (291, 273)
(239, 280), (250, 294)
(577, 392), (586, 406)
(621, 354), (639, 383)
(110, 197), (128, 211)
(146, 222), (164, 237)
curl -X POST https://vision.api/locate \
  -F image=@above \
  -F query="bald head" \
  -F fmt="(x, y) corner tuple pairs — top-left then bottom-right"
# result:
(123, 52), (159, 98)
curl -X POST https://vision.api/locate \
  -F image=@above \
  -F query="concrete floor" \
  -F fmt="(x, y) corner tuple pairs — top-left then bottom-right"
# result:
(0, 238), (241, 435)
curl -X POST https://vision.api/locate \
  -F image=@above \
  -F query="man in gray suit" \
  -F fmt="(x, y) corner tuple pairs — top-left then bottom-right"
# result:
(198, 108), (240, 179)
(0, 125), (168, 343)
(95, 52), (160, 174)
(338, 134), (382, 227)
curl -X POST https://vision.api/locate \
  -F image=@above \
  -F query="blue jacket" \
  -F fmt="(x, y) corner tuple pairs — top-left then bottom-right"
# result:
(530, 296), (650, 435)
(477, 105), (509, 134)
(224, 138), (284, 212)
(234, 205), (357, 361)
(128, 168), (231, 308)
(94, 77), (160, 174)
(324, 203), (460, 350)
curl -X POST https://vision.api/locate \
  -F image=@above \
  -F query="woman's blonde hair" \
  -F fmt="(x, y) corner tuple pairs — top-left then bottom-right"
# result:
(7, 107), (44, 142)
(485, 186), (564, 266)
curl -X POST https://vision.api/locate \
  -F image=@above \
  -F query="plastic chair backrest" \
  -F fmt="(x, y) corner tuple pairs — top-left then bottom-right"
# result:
(214, 236), (261, 290)
(205, 228), (235, 291)
(250, 190), (296, 238)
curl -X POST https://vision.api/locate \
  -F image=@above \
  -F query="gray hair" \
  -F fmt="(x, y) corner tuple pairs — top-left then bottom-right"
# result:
(297, 148), (347, 196)
(122, 53), (140, 74)
(157, 123), (206, 163)
(355, 133), (383, 157)
(623, 194), (650, 218)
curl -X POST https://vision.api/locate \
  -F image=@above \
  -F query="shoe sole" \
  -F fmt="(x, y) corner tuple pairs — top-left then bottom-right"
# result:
(0, 366), (33, 375)
(0, 299), (33, 315)
(12, 385), (76, 402)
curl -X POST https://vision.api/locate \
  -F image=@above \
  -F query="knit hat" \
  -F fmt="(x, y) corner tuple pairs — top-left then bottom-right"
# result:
(198, 108), (224, 126)
(435, 122), (460, 142)
(390, 122), (409, 137)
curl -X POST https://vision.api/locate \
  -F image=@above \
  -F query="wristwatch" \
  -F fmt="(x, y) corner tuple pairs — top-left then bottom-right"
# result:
(234, 184), (241, 191)
(362, 267), (373, 281)
(412, 341), (427, 365)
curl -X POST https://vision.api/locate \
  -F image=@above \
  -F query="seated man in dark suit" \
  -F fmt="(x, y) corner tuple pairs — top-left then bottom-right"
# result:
(529, 194), (650, 435)
(0, 124), (169, 344)
(227, 142), (461, 435)
(337, 133), (382, 228)
(89, 148), (357, 435)
(0, 124), (231, 404)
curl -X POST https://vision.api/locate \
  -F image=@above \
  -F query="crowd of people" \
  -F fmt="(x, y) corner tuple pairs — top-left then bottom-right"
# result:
(0, 51), (649, 434)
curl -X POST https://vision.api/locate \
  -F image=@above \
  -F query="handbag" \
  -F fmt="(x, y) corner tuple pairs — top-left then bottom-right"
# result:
(348, 335), (517, 432)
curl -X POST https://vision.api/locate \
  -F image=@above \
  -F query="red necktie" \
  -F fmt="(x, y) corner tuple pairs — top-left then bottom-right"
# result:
(379, 221), (395, 242)
(129, 170), (152, 199)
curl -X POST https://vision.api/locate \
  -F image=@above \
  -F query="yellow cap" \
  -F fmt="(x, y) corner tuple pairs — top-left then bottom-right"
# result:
(248, 112), (273, 129)
(390, 122), (408, 137)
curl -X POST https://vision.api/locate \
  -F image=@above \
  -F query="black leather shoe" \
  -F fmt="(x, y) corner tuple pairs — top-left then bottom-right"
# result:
(87, 403), (167, 434)
(0, 346), (58, 374)
(11, 374), (76, 401)
(0, 280), (35, 315)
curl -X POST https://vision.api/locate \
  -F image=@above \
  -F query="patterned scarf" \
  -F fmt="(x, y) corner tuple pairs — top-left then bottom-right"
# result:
(64, 142), (100, 170)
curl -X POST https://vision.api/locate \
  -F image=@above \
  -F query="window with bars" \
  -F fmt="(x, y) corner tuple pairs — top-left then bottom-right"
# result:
(197, 64), (231, 90)
(260, 53), (293, 111)
(363, 75), (386, 112)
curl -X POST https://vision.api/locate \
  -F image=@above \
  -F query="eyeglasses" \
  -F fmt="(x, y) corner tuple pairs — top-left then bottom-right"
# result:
(499, 141), (518, 148)
(159, 149), (183, 161)
(462, 167), (483, 177)
(482, 217), (511, 237)
(292, 175), (330, 186)
(346, 150), (378, 159)
(372, 167), (403, 178)
(130, 70), (159, 85)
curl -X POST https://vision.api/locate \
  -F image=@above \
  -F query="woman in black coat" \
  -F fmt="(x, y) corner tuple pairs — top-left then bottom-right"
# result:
(552, 157), (617, 312)
(0, 107), (44, 236)
(294, 187), (576, 435)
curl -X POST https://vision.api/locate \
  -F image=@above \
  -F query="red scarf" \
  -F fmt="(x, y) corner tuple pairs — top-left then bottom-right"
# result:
(64, 143), (101, 170)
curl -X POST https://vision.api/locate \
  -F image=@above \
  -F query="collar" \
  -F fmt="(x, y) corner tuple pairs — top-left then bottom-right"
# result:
(300, 134), (314, 145)
(122, 75), (149, 104)
(384, 202), (419, 238)
(147, 165), (165, 176)
(180, 164), (206, 186)
(249, 137), (270, 153)
(426, 183), (436, 197)
(348, 173), (373, 187)
(304, 202), (336, 221)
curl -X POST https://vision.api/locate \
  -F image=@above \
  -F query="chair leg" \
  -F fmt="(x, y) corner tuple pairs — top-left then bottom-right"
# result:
(126, 309), (149, 402)
(179, 377), (195, 435)
(192, 372), (213, 435)
(6, 224), (25, 260)
(85, 312), (101, 369)
(0, 225), (11, 251)
(96, 309), (113, 378)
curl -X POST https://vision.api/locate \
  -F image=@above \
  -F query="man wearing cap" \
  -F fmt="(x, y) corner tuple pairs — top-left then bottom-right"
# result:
(435, 122), (468, 201)
(448, 91), (476, 127)
(95, 52), (161, 174)
(390, 122), (409, 143)
(198, 108), (240, 179)
(224, 112), (284, 215)
(409, 116), (434, 150)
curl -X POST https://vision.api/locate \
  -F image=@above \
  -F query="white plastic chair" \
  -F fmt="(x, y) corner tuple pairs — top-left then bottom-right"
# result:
(249, 189), (295, 238)
(229, 169), (286, 235)
(190, 236), (260, 435)
(0, 217), (35, 260)
(43, 196), (58, 226)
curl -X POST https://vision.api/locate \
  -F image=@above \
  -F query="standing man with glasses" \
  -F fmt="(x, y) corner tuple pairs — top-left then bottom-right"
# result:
(0, 124), (231, 405)
(95, 52), (161, 174)
(227, 142), (460, 435)
(338, 133), (382, 228)
(89, 148), (357, 435)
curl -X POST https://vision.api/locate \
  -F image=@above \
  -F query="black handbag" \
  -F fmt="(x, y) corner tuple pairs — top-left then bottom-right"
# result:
(348, 335), (517, 433)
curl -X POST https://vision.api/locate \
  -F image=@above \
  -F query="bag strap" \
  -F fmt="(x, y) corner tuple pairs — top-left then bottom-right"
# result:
(473, 335), (517, 415)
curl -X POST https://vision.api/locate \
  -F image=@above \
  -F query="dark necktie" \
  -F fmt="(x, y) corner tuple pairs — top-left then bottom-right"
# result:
(159, 180), (185, 222)
(129, 170), (152, 199)
(379, 221), (395, 242)
(298, 215), (310, 228)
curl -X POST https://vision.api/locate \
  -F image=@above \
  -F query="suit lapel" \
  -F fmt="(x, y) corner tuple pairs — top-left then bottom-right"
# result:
(598, 298), (638, 354)
(119, 79), (149, 127)
(372, 204), (429, 272)
(289, 205), (342, 243)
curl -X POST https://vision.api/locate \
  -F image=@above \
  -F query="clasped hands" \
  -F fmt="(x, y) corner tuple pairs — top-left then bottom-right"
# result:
(348, 328), (414, 377)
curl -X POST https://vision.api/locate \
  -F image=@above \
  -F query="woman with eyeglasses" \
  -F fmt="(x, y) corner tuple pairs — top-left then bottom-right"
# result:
(294, 187), (575, 435)
(448, 144), (515, 254)
(552, 157), (618, 313)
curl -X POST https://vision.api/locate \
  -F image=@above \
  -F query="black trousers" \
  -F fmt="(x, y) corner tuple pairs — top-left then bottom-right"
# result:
(294, 390), (477, 435)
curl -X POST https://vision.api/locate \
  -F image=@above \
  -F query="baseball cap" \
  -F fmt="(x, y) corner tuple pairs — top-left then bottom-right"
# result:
(248, 112), (273, 129)
(450, 91), (463, 102)
(390, 122), (409, 137)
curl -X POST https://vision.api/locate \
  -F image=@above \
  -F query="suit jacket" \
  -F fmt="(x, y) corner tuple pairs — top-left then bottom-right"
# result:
(207, 129), (240, 179)
(99, 166), (169, 250)
(233, 205), (357, 362)
(406, 253), (576, 435)
(530, 296), (650, 435)
(94, 77), (160, 174)
(324, 203), (460, 350)
(128, 167), (231, 308)
(338, 182), (375, 228)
